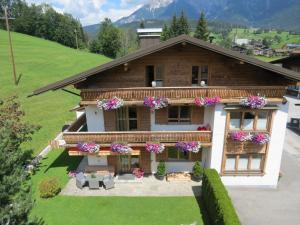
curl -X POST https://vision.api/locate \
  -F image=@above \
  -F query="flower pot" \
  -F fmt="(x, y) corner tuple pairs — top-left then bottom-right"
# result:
(192, 175), (203, 182)
(155, 174), (165, 181)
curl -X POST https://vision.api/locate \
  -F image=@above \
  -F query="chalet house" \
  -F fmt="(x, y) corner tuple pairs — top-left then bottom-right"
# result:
(31, 34), (300, 187)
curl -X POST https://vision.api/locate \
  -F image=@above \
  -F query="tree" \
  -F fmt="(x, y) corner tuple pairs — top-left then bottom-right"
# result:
(169, 14), (179, 37)
(194, 12), (210, 41)
(177, 11), (190, 35)
(160, 23), (170, 41)
(96, 18), (121, 58)
(139, 21), (145, 28)
(0, 96), (40, 225)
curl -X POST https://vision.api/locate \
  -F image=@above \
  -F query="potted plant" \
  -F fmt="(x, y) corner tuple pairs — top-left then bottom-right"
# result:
(155, 161), (166, 180)
(192, 161), (203, 182)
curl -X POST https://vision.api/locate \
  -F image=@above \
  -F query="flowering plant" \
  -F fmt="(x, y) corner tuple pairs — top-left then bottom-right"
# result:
(194, 96), (221, 107)
(132, 168), (144, 178)
(230, 131), (252, 142)
(145, 142), (165, 154)
(97, 96), (124, 110)
(175, 141), (201, 153)
(252, 133), (270, 145)
(77, 142), (100, 153)
(240, 95), (267, 109)
(68, 171), (77, 178)
(143, 96), (168, 110)
(110, 143), (132, 154)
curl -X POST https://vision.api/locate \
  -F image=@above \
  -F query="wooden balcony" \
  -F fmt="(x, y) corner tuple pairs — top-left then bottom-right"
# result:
(80, 86), (286, 105)
(63, 130), (212, 146)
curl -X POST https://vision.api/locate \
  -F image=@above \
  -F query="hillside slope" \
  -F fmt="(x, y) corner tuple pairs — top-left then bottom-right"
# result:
(0, 29), (110, 154)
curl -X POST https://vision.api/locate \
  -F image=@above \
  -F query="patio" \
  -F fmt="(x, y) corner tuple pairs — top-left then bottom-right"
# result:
(60, 157), (201, 197)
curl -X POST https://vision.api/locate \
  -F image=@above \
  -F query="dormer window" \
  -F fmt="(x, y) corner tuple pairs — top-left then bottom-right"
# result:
(192, 65), (209, 86)
(146, 65), (164, 87)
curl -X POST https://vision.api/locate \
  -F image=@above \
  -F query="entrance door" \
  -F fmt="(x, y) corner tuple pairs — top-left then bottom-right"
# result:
(119, 155), (140, 173)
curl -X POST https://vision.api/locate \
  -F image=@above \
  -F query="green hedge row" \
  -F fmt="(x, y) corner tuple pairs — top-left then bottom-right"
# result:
(202, 169), (241, 225)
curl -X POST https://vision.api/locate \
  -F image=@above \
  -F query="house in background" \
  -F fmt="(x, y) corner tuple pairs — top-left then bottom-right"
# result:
(31, 34), (300, 187)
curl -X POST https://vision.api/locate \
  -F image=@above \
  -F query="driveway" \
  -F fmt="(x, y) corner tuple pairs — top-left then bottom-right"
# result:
(228, 97), (300, 225)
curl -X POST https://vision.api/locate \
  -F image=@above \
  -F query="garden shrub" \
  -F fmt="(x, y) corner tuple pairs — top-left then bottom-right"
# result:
(39, 177), (61, 198)
(202, 169), (241, 225)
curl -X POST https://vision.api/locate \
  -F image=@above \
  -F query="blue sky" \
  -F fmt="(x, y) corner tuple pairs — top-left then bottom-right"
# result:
(25, 0), (148, 26)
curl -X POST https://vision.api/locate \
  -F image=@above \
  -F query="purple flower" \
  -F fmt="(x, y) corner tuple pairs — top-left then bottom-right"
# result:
(144, 96), (168, 110)
(68, 171), (77, 178)
(194, 96), (221, 107)
(111, 143), (132, 154)
(175, 141), (201, 153)
(97, 97), (124, 110)
(77, 142), (100, 153)
(240, 95), (267, 109)
(145, 143), (165, 154)
(252, 133), (270, 145)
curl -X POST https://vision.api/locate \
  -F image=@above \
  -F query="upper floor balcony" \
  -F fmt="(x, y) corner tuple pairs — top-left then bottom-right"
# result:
(80, 86), (286, 105)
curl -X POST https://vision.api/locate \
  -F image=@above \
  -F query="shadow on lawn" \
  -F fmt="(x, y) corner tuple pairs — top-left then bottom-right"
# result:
(192, 186), (212, 225)
(44, 150), (83, 174)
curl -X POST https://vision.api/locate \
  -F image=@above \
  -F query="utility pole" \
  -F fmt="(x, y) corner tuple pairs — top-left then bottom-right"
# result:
(74, 29), (79, 49)
(1, 6), (17, 85)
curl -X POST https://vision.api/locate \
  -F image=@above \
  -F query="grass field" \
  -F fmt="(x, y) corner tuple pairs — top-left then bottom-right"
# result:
(30, 150), (206, 225)
(0, 29), (110, 155)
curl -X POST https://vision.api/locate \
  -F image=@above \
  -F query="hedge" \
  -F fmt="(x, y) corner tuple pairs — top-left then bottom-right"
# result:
(202, 169), (241, 225)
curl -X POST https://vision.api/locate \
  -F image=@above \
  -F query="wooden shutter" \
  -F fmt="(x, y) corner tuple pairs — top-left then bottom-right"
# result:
(156, 150), (167, 162)
(190, 151), (202, 161)
(155, 107), (168, 124)
(140, 150), (151, 173)
(191, 106), (204, 124)
(104, 110), (117, 131)
(137, 107), (151, 130)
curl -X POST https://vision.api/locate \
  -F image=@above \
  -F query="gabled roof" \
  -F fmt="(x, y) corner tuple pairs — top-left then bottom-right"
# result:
(30, 35), (300, 96)
(271, 54), (300, 64)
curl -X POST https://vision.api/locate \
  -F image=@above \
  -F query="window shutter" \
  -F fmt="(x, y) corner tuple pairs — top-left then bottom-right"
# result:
(191, 106), (204, 124)
(190, 151), (202, 161)
(155, 107), (168, 124)
(137, 107), (151, 130)
(104, 110), (117, 131)
(156, 150), (167, 162)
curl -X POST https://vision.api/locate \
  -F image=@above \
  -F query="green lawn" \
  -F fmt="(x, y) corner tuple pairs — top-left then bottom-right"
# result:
(30, 150), (207, 225)
(0, 29), (110, 155)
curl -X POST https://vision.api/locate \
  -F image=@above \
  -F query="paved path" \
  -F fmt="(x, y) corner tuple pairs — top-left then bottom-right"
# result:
(228, 129), (300, 225)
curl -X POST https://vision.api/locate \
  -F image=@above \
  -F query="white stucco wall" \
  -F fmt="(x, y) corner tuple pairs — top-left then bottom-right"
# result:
(221, 103), (289, 187)
(85, 105), (105, 132)
(87, 155), (108, 166)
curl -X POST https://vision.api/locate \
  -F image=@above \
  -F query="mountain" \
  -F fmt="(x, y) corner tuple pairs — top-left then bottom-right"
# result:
(115, 0), (300, 30)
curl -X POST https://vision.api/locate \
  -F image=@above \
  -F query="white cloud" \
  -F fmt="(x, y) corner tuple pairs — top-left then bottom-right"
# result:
(25, 0), (146, 25)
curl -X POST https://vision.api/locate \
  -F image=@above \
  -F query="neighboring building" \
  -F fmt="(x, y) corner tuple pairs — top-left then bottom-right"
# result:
(235, 38), (249, 46)
(31, 35), (300, 187)
(271, 54), (300, 98)
(286, 43), (300, 50)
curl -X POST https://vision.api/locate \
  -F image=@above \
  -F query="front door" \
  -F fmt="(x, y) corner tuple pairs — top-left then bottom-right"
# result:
(119, 155), (140, 173)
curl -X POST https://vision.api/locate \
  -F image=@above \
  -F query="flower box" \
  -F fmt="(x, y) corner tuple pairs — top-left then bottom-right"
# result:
(194, 96), (221, 107)
(240, 95), (267, 109)
(175, 141), (201, 153)
(143, 96), (168, 110)
(97, 96), (124, 110)
(166, 172), (191, 182)
(77, 142), (100, 153)
(145, 142), (165, 154)
(110, 143), (132, 154)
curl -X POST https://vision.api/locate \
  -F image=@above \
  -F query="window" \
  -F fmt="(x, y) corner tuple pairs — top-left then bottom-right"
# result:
(117, 107), (137, 131)
(145, 65), (164, 87)
(229, 110), (271, 131)
(191, 65), (209, 85)
(223, 154), (264, 174)
(167, 147), (189, 161)
(168, 106), (191, 124)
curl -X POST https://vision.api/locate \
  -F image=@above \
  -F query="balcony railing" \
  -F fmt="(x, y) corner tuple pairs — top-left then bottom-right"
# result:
(63, 130), (212, 146)
(80, 86), (286, 104)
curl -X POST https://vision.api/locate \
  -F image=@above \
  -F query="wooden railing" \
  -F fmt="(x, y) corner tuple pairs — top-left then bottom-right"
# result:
(80, 86), (286, 102)
(63, 131), (212, 145)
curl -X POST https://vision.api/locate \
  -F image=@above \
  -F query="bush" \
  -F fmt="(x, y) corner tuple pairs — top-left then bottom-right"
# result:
(192, 161), (203, 178)
(39, 177), (61, 198)
(202, 169), (241, 225)
(156, 161), (166, 176)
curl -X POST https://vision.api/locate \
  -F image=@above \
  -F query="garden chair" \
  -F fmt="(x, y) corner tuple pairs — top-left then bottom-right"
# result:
(76, 172), (87, 189)
(103, 174), (115, 190)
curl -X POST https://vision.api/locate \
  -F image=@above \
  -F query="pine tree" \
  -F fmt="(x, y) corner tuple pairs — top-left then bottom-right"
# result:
(169, 14), (179, 38)
(178, 11), (190, 35)
(160, 23), (170, 41)
(194, 11), (210, 41)
(0, 96), (40, 225)
(139, 21), (145, 28)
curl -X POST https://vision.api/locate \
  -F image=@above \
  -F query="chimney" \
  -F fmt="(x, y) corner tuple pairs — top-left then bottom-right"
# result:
(137, 28), (162, 49)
